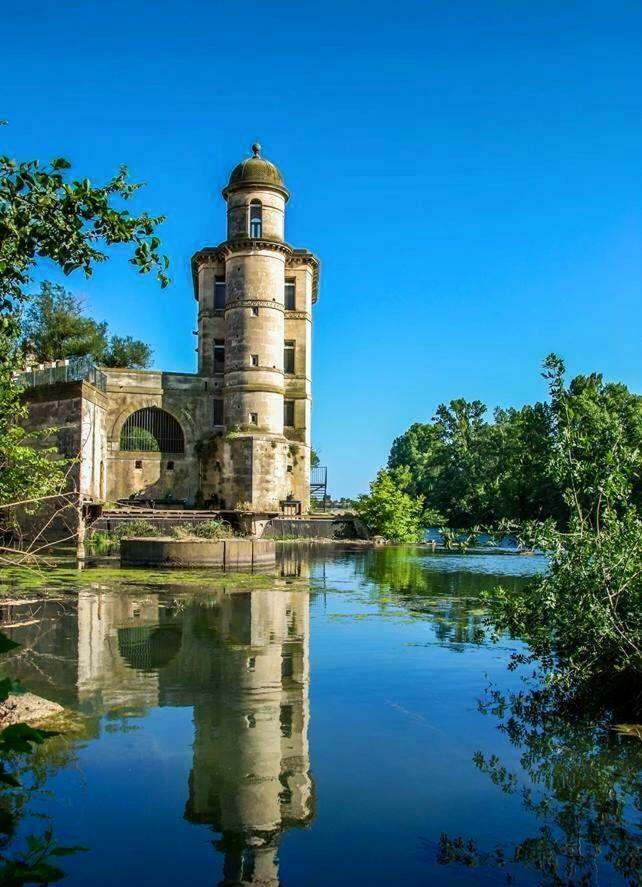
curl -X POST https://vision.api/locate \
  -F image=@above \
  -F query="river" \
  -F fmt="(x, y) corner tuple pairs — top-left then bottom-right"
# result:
(2, 545), (640, 885)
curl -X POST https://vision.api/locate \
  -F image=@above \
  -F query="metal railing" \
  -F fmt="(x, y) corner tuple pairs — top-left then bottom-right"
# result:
(15, 356), (107, 392)
(310, 465), (328, 511)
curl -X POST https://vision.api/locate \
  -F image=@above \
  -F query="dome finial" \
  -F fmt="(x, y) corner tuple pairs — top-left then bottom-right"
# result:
(251, 142), (261, 157)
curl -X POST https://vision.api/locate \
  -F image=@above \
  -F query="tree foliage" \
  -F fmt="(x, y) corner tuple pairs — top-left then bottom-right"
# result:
(0, 144), (168, 515)
(486, 356), (642, 715)
(356, 468), (426, 542)
(101, 335), (151, 369)
(21, 281), (152, 368)
(388, 363), (642, 529)
(0, 335), (65, 510)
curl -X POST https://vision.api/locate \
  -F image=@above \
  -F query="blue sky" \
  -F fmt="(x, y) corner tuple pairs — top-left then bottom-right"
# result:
(2, 1), (642, 497)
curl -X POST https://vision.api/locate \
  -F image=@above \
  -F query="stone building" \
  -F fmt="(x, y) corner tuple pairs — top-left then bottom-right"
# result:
(20, 145), (319, 514)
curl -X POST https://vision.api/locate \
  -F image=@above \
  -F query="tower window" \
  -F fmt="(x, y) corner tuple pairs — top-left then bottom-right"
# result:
(249, 200), (262, 238)
(213, 339), (225, 374)
(251, 354), (259, 367)
(284, 400), (295, 427)
(134, 460), (143, 469)
(284, 340), (295, 375)
(284, 280), (296, 310)
(213, 398), (224, 426)
(214, 276), (226, 309)
(250, 412), (258, 425)
(167, 460), (175, 471)
(251, 306), (259, 316)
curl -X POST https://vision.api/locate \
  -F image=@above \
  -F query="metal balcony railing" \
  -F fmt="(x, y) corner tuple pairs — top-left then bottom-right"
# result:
(15, 356), (107, 392)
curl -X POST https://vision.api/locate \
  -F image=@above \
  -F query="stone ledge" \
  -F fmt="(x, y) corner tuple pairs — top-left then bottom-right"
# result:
(120, 537), (275, 569)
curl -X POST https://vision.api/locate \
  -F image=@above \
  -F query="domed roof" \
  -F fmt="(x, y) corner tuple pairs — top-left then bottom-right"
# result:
(223, 144), (289, 200)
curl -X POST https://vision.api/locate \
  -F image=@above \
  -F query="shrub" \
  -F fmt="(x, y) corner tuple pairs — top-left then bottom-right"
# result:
(356, 467), (426, 543)
(171, 520), (232, 540)
(111, 520), (162, 539)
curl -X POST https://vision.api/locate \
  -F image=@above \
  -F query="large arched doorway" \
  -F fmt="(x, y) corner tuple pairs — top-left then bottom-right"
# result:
(120, 407), (185, 453)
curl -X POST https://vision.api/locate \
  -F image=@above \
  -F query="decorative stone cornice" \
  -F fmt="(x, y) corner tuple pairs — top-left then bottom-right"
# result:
(285, 310), (311, 321)
(191, 241), (320, 302)
(225, 365), (285, 376)
(224, 238), (292, 258)
(286, 249), (320, 304)
(225, 298), (285, 313)
(223, 382), (285, 396)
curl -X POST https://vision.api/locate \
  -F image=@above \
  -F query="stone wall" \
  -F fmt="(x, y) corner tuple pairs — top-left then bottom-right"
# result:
(22, 379), (108, 501)
(263, 516), (370, 540)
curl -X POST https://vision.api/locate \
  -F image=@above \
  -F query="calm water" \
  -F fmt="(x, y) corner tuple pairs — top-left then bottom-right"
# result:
(3, 546), (641, 885)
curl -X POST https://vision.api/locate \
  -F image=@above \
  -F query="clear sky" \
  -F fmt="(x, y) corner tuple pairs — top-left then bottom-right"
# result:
(2, 1), (642, 497)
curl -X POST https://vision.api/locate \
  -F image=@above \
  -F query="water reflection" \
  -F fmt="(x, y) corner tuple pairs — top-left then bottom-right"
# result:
(341, 545), (544, 647)
(5, 587), (314, 884)
(439, 683), (642, 884)
(2, 549), (640, 886)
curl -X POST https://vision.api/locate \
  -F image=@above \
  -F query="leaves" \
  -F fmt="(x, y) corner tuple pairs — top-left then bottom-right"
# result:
(356, 469), (426, 542)
(486, 358), (642, 715)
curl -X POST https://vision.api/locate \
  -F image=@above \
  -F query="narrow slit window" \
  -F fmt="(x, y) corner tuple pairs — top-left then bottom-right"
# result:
(214, 276), (226, 309)
(284, 280), (296, 310)
(250, 412), (258, 425)
(284, 400), (295, 427)
(251, 354), (259, 367)
(213, 398), (224, 426)
(251, 306), (259, 316)
(213, 339), (225, 373)
(284, 340), (295, 375)
(249, 200), (262, 238)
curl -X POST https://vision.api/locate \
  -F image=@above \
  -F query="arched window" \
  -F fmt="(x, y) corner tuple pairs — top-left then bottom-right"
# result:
(249, 199), (262, 238)
(120, 407), (185, 453)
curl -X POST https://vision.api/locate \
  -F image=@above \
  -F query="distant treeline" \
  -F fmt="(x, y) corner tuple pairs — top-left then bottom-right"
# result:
(388, 371), (642, 528)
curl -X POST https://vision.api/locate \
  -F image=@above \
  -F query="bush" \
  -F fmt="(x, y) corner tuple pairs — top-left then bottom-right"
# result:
(111, 520), (162, 540)
(171, 520), (232, 540)
(356, 467), (426, 543)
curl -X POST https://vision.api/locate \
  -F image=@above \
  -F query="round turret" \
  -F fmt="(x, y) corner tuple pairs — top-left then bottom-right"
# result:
(223, 144), (289, 201)
(224, 144), (289, 242)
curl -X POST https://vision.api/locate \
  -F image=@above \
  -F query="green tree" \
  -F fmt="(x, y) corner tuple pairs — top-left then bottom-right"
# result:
(101, 334), (151, 369)
(388, 422), (442, 500)
(487, 355), (642, 715)
(0, 147), (168, 511)
(492, 402), (563, 523)
(21, 282), (153, 368)
(431, 399), (497, 526)
(21, 282), (108, 363)
(356, 467), (426, 542)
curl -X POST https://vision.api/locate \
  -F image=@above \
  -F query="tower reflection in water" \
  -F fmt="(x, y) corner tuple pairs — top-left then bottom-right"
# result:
(6, 583), (314, 887)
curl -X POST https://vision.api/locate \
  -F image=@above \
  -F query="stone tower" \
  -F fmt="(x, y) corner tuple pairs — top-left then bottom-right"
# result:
(192, 145), (319, 513)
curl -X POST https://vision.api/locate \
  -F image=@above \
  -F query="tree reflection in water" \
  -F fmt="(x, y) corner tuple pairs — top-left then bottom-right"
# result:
(352, 545), (533, 648)
(438, 683), (642, 885)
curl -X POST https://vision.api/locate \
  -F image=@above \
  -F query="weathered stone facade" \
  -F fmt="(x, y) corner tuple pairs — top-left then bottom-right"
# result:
(21, 146), (319, 513)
